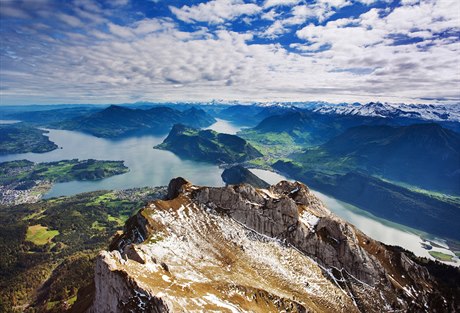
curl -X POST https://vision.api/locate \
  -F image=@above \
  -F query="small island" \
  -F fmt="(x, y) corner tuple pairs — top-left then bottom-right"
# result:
(0, 159), (129, 205)
(0, 124), (58, 155)
(155, 124), (262, 164)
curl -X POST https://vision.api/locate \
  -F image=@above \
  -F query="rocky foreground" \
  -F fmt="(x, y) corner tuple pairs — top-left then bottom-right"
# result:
(85, 178), (459, 313)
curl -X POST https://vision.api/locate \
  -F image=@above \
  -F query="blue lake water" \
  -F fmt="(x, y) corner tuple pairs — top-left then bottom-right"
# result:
(0, 119), (457, 265)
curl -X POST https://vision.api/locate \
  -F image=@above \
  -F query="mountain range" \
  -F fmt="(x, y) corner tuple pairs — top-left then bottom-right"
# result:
(313, 102), (460, 123)
(293, 123), (460, 194)
(55, 105), (216, 138)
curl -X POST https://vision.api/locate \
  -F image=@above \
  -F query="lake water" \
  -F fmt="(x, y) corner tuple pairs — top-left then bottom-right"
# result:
(0, 119), (457, 265)
(204, 118), (248, 134)
(0, 119), (251, 196)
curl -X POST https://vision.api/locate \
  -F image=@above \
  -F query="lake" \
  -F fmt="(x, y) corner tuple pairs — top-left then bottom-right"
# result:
(0, 119), (457, 265)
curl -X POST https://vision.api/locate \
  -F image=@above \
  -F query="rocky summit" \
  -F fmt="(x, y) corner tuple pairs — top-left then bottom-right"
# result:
(87, 178), (458, 313)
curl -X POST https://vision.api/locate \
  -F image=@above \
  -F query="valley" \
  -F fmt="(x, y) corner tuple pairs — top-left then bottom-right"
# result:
(1, 102), (459, 312)
(2, 1), (460, 311)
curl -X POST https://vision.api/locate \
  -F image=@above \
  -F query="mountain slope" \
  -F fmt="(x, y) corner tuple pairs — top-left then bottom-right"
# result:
(86, 178), (459, 313)
(56, 105), (216, 138)
(273, 161), (460, 240)
(248, 110), (394, 146)
(253, 111), (336, 145)
(299, 123), (460, 194)
(217, 104), (296, 126)
(156, 124), (262, 164)
(4, 107), (100, 125)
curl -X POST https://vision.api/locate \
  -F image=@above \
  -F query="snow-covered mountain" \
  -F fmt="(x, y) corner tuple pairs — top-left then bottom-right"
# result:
(313, 102), (460, 122)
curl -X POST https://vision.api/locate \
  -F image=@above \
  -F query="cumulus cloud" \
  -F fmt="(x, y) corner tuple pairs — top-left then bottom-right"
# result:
(170, 0), (261, 24)
(260, 0), (356, 38)
(0, 0), (459, 104)
(264, 0), (301, 9)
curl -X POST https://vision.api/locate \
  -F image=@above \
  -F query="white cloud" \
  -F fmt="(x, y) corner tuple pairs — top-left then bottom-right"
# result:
(263, 0), (301, 9)
(73, 0), (103, 13)
(260, 0), (356, 39)
(0, 6), (30, 19)
(261, 9), (279, 21)
(401, 0), (419, 5)
(261, 20), (288, 38)
(110, 0), (130, 7)
(169, 0), (261, 24)
(108, 22), (135, 38)
(355, 0), (378, 5)
(57, 13), (85, 28)
(1, 0), (459, 105)
(316, 0), (351, 8)
(133, 18), (175, 35)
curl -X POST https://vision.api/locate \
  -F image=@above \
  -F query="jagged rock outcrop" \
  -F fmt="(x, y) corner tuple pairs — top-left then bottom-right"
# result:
(88, 178), (458, 313)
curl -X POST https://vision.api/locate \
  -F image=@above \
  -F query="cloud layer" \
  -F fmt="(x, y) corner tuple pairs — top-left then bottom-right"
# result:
(0, 0), (459, 104)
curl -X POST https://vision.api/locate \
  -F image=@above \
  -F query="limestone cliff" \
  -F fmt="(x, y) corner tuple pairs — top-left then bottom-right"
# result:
(87, 178), (458, 313)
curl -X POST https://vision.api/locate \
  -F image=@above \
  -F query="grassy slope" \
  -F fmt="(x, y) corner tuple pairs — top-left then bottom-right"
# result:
(238, 130), (303, 167)
(26, 225), (59, 246)
(428, 251), (454, 262)
(0, 187), (165, 313)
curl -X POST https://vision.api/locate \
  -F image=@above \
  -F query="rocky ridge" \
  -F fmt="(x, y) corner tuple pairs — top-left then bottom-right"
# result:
(87, 178), (458, 313)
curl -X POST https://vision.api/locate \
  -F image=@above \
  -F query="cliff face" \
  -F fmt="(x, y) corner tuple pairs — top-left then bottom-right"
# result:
(88, 178), (457, 313)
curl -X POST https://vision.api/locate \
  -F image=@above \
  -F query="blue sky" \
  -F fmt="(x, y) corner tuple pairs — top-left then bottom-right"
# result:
(0, 0), (459, 105)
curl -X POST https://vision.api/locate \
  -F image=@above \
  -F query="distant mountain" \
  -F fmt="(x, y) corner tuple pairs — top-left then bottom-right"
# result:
(296, 123), (460, 194)
(217, 104), (295, 126)
(55, 105), (216, 138)
(314, 102), (460, 123)
(156, 124), (262, 164)
(274, 161), (460, 240)
(4, 107), (100, 125)
(221, 165), (270, 188)
(251, 110), (391, 145)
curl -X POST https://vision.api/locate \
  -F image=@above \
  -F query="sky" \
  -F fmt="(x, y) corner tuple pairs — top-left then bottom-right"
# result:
(0, 0), (459, 105)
